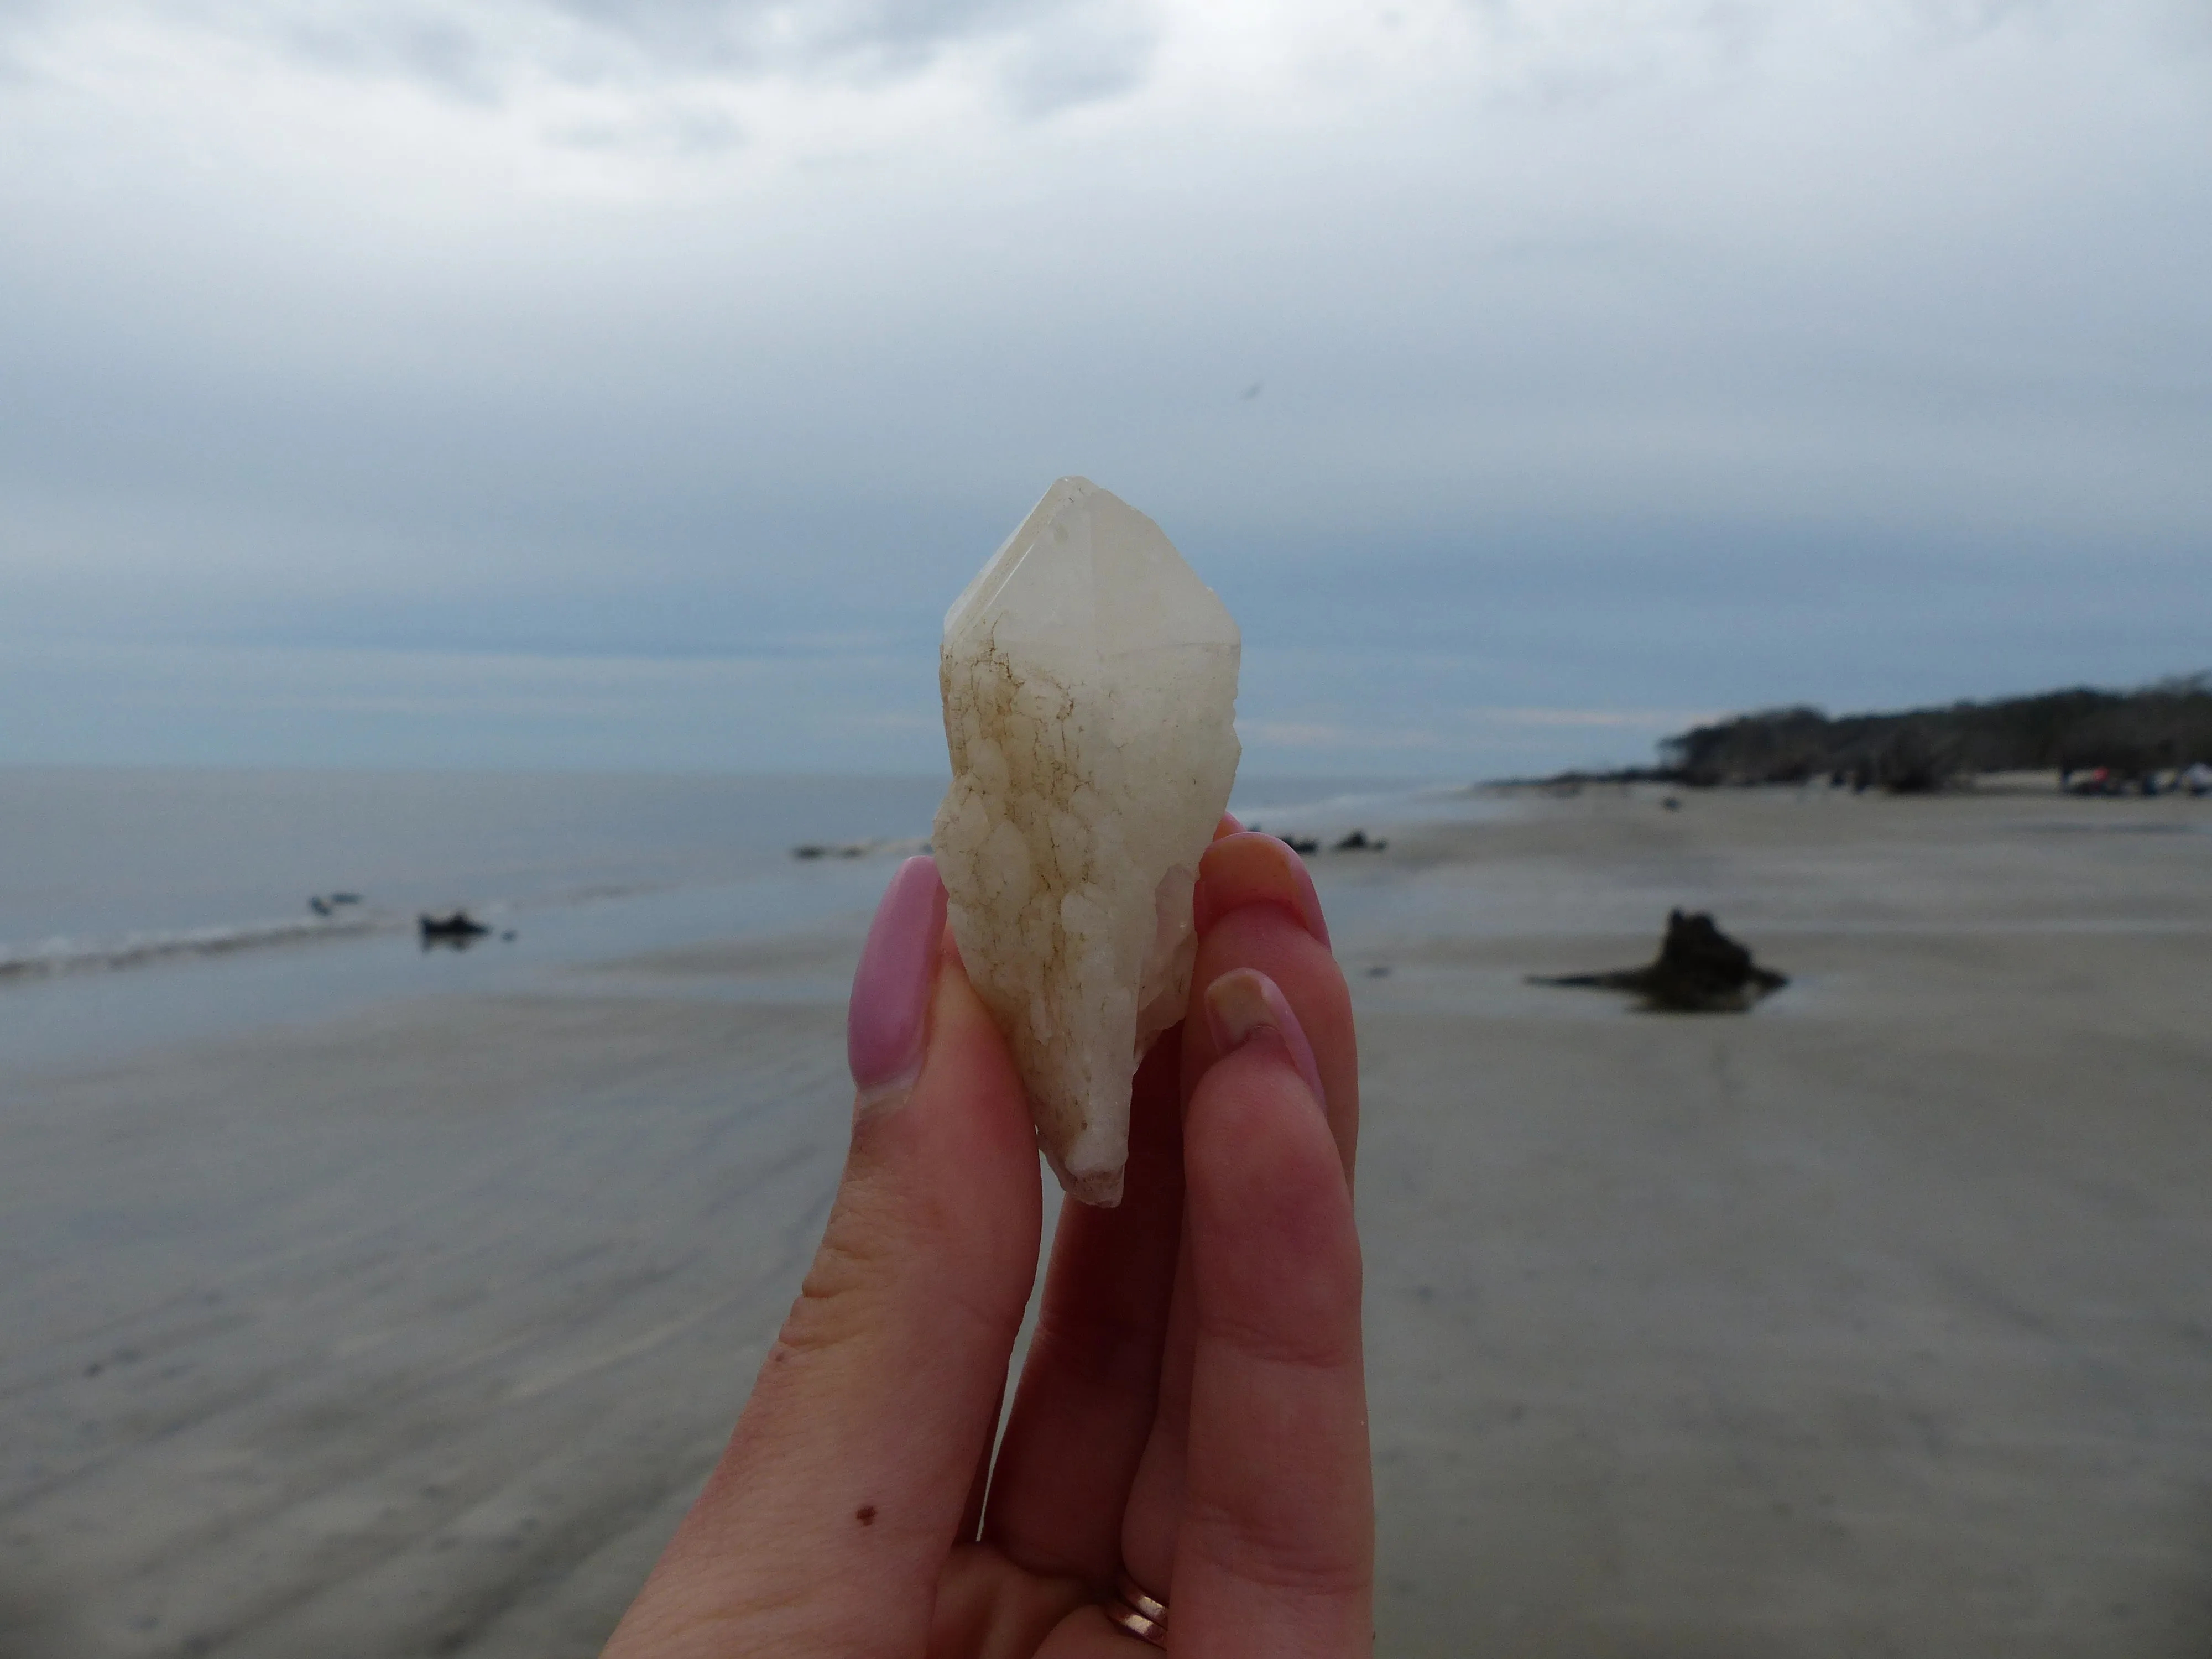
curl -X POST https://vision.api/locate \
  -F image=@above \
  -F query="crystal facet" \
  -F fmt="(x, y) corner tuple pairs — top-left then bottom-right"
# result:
(933, 477), (1241, 1206)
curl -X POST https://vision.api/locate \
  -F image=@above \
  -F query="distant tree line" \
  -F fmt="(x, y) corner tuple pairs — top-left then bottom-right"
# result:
(1655, 675), (2212, 791)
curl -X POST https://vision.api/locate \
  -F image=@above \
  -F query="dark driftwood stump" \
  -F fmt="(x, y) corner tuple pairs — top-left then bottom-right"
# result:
(1531, 910), (1788, 1013)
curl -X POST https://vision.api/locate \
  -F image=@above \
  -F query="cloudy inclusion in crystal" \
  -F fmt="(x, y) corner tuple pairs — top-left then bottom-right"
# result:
(933, 478), (1241, 1207)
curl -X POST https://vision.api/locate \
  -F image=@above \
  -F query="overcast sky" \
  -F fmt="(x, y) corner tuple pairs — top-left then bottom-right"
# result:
(2, 0), (2206, 776)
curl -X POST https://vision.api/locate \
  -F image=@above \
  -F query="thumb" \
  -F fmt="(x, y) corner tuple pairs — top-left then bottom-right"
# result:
(606, 857), (1042, 1658)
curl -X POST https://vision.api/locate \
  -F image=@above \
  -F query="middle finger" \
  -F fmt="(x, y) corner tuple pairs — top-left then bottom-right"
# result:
(978, 813), (1247, 1580)
(980, 1029), (1188, 1583)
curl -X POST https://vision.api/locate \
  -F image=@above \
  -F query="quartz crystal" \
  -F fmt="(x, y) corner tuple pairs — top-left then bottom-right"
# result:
(934, 477), (1241, 1206)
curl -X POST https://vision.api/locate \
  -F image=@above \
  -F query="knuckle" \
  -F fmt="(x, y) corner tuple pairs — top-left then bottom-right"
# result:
(1201, 1235), (1364, 1371)
(1202, 1300), (1363, 1373)
(776, 1218), (896, 1358)
(772, 1186), (1024, 1365)
(1182, 1491), (1371, 1599)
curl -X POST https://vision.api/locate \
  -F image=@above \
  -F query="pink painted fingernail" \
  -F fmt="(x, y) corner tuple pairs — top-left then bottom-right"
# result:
(847, 857), (948, 1114)
(1203, 968), (1327, 1108)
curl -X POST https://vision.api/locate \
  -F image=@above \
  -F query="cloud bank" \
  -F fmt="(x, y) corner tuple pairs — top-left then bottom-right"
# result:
(1, 0), (2206, 773)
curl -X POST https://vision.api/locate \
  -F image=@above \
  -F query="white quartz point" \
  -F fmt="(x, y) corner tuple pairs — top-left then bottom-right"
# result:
(934, 477), (1241, 1207)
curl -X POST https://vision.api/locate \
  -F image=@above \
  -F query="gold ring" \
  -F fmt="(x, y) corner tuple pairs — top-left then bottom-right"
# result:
(1104, 1571), (1169, 1647)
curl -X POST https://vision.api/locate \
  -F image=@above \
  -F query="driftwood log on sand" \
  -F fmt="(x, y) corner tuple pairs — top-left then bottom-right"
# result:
(1531, 909), (1787, 1012)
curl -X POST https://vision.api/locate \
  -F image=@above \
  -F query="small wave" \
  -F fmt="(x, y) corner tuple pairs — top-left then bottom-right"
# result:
(1230, 781), (1517, 833)
(788, 836), (932, 862)
(0, 913), (408, 984)
(0, 850), (932, 988)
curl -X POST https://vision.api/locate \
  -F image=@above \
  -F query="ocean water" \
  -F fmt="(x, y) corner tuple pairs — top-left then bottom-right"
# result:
(0, 770), (955, 969)
(0, 767), (1460, 1068)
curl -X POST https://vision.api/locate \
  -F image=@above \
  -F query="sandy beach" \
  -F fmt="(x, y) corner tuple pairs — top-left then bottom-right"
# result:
(4, 782), (2210, 1657)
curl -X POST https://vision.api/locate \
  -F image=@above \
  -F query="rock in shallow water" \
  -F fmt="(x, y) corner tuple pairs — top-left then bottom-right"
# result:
(934, 478), (1241, 1206)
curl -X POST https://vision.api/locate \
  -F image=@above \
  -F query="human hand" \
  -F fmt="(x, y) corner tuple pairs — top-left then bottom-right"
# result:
(603, 824), (1368, 1657)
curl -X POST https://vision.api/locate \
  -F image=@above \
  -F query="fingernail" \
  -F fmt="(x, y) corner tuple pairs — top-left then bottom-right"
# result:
(1203, 968), (1327, 1108)
(847, 857), (948, 1114)
(1194, 831), (1332, 948)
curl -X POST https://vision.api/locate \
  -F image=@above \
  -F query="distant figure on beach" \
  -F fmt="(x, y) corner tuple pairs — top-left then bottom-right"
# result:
(605, 826), (1370, 1656)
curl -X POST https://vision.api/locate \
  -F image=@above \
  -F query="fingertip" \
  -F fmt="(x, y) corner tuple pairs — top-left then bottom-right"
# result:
(848, 856), (950, 1113)
(1183, 895), (1359, 1185)
(1194, 831), (1331, 947)
(830, 905), (1043, 1352)
(881, 935), (1039, 1214)
(1203, 967), (1327, 1109)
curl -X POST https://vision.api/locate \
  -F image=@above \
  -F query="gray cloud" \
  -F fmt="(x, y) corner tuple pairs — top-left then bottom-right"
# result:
(0, 0), (1160, 114)
(279, 12), (497, 98)
(1, 0), (2206, 772)
(0, 0), (49, 78)
(538, 0), (1068, 71)
(993, 3), (1154, 117)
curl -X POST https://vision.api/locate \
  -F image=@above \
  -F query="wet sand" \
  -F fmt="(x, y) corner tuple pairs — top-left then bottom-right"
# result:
(3, 784), (2210, 1656)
